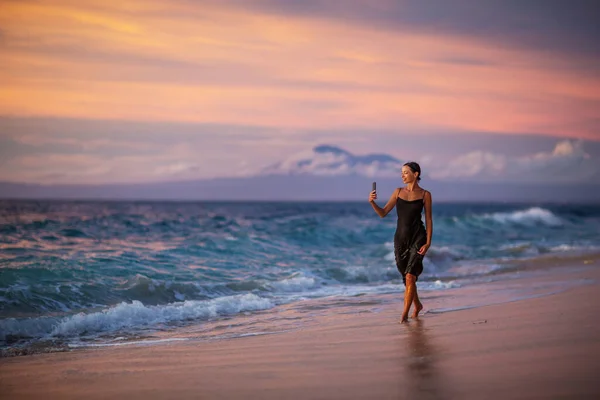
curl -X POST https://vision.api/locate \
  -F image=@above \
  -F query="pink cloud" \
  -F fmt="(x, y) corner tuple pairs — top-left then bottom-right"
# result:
(0, 0), (597, 141)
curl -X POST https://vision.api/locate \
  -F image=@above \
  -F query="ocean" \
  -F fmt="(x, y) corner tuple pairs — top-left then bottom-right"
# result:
(1, 200), (599, 354)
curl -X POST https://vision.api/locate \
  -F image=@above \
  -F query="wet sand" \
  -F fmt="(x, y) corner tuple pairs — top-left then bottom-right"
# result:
(1, 260), (599, 399)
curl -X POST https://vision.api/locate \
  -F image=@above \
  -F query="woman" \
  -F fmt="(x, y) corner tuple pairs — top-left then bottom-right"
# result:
(369, 162), (433, 323)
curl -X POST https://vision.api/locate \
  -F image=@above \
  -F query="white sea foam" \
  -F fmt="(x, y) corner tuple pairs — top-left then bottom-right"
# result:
(269, 275), (319, 292)
(341, 265), (396, 282)
(276, 278), (460, 303)
(445, 262), (505, 277)
(548, 244), (600, 253)
(68, 338), (189, 348)
(498, 242), (541, 256)
(50, 293), (273, 337)
(427, 245), (466, 259)
(426, 280), (460, 290)
(481, 207), (563, 226)
(0, 294), (273, 340)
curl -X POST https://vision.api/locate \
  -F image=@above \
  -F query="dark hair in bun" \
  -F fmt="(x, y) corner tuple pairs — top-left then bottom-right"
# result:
(403, 161), (421, 181)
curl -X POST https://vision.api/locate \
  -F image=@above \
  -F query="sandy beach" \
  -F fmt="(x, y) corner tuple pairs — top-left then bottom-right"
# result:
(2, 257), (599, 400)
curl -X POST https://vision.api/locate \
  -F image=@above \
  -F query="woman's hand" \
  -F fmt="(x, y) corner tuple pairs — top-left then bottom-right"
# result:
(369, 190), (377, 202)
(417, 243), (430, 256)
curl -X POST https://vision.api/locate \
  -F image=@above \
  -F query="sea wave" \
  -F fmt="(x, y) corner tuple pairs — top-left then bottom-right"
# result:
(0, 293), (273, 342)
(478, 207), (563, 226)
(2, 200), (599, 350)
(266, 273), (319, 292)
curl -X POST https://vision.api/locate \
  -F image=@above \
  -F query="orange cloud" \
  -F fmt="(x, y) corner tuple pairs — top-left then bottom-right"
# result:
(0, 0), (598, 139)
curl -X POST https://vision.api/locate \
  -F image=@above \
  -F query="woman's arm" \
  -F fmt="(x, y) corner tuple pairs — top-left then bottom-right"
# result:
(370, 188), (399, 218)
(418, 190), (433, 255)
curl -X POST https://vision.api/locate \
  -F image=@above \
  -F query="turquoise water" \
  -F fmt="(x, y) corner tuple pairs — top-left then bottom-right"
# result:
(1, 200), (599, 350)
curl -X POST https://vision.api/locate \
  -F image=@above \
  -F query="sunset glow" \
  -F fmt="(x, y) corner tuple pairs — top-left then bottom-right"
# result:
(1, 0), (598, 137)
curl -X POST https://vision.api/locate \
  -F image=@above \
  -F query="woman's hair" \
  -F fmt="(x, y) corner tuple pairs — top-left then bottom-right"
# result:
(403, 161), (422, 181)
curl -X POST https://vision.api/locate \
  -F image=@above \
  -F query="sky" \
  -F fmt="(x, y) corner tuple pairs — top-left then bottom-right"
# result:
(0, 0), (599, 186)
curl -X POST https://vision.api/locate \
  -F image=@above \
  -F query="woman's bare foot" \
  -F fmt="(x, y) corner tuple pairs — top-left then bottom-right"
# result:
(400, 312), (409, 323)
(412, 301), (423, 319)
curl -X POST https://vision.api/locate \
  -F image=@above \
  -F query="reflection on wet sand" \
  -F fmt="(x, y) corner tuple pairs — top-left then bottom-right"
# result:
(401, 319), (445, 400)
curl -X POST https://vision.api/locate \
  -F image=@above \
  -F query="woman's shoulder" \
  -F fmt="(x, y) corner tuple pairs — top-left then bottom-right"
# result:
(420, 187), (432, 200)
(418, 187), (431, 196)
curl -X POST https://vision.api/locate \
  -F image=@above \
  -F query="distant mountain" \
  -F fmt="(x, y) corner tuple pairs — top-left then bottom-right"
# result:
(1, 144), (599, 202)
(260, 144), (403, 177)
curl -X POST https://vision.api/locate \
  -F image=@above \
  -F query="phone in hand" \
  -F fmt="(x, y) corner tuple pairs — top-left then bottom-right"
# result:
(372, 182), (376, 192)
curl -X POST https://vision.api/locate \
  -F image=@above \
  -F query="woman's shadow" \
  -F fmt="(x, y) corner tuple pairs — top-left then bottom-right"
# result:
(400, 318), (445, 400)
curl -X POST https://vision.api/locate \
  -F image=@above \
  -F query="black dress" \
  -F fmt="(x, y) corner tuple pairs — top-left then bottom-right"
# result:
(393, 192), (427, 285)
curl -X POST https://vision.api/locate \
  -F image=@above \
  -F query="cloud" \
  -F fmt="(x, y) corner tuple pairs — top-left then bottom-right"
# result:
(3, 115), (600, 185)
(261, 144), (403, 177)
(2, 115), (599, 187)
(261, 140), (599, 183)
(0, 117), (316, 184)
(154, 162), (199, 176)
(430, 140), (599, 183)
(0, 0), (598, 139)
(228, 0), (600, 61)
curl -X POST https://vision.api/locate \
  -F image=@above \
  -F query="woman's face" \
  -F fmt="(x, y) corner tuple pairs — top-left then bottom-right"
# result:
(401, 165), (417, 183)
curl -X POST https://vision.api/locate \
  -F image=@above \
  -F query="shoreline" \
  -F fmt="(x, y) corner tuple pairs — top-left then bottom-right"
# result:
(1, 257), (599, 399)
(1, 251), (598, 358)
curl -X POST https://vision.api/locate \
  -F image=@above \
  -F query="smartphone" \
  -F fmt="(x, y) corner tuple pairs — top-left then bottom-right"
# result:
(372, 182), (376, 192)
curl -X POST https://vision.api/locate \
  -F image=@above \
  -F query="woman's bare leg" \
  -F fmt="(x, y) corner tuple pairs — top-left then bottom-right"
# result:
(401, 274), (417, 323)
(412, 288), (423, 318)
